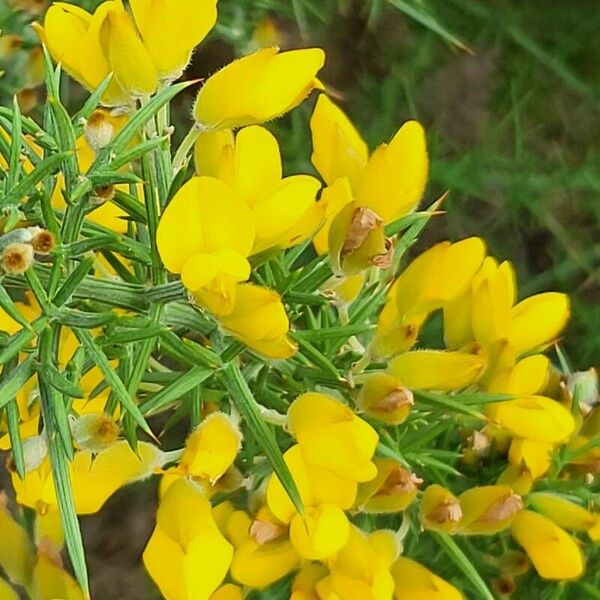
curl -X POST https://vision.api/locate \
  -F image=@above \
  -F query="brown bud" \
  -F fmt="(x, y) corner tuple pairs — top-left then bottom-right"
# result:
(249, 519), (287, 545)
(492, 575), (516, 597)
(92, 184), (116, 204)
(85, 110), (115, 151)
(10, 0), (46, 15)
(16, 88), (38, 114)
(1, 242), (34, 274)
(31, 230), (54, 254)
(0, 34), (23, 58)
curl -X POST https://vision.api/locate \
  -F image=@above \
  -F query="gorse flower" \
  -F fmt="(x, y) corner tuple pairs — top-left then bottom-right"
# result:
(193, 47), (325, 130)
(36, 0), (218, 104)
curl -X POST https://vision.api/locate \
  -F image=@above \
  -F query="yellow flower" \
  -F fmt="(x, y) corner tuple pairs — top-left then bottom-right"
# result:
(0, 495), (35, 588)
(266, 445), (355, 560)
(316, 526), (397, 600)
(144, 479), (233, 600)
(266, 445), (357, 525)
(420, 484), (462, 534)
(457, 485), (523, 535)
(487, 354), (550, 396)
(287, 392), (378, 482)
(231, 533), (300, 589)
(10, 441), (161, 515)
(445, 256), (570, 358)
(389, 350), (484, 391)
(490, 396), (575, 444)
(130, 0), (217, 80)
(356, 459), (421, 513)
(508, 438), (553, 480)
(391, 557), (464, 600)
(105, 7), (158, 96)
(210, 584), (243, 600)
(310, 95), (428, 253)
(157, 176), (255, 315)
(219, 283), (297, 359)
(180, 412), (242, 483)
(37, 0), (216, 103)
(221, 505), (300, 589)
(193, 47), (325, 130)
(35, 1), (130, 106)
(195, 125), (322, 254)
(373, 238), (486, 358)
(511, 510), (584, 580)
(529, 493), (599, 539)
(291, 563), (328, 600)
(357, 373), (414, 425)
(32, 549), (85, 600)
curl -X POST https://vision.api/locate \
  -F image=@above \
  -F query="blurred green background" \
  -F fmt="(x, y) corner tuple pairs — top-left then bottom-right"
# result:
(1, 0), (599, 367)
(0, 2), (599, 598)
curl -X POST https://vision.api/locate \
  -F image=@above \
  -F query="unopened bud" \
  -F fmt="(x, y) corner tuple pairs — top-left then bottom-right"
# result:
(356, 458), (422, 513)
(10, 0), (46, 15)
(421, 484), (462, 533)
(31, 229), (54, 254)
(16, 88), (38, 114)
(0, 34), (23, 58)
(358, 373), (413, 425)
(85, 110), (115, 152)
(91, 185), (116, 205)
(492, 575), (516, 598)
(458, 485), (523, 535)
(1, 242), (34, 274)
(498, 550), (530, 576)
(71, 413), (119, 453)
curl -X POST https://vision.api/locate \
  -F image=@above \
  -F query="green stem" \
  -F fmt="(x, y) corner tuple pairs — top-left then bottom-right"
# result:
(172, 125), (202, 176)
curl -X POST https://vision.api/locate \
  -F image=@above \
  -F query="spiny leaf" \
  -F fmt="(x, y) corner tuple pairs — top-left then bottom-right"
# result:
(74, 328), (154, 438)
(222, 362), (304, 515)
(430, 532), (495, 600)
(142, 365), (213, 416)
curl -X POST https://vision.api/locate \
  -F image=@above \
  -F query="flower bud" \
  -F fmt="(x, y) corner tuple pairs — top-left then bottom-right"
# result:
(85, 110), (115, 151)
(91, 184), (116, 205)
(31, 230), (55, 254)
(328, 202), (392, 276)
(458, 485), (523, 535)
(0, 34), (23, 58)
(181, 412), (242, 483)
(357, 373), (413, 425)
(356, 459), (421, 513)
(1, 242), (34, 275)
(17, 89), (39, 114)
(497, 550), (530, 576)
(492, 575), (516, 598)
(511, 510), (584, 580)
(420, 484), (462, 533)
(71, 413), (119, 453)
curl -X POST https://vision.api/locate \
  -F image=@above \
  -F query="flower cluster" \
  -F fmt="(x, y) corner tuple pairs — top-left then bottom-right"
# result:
(0, 1), (597, 600)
